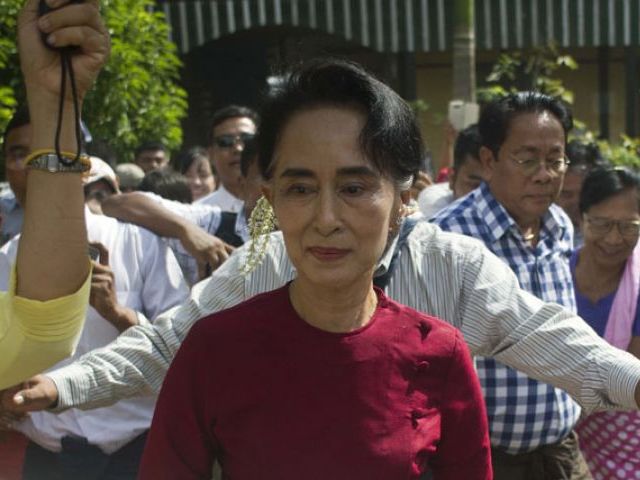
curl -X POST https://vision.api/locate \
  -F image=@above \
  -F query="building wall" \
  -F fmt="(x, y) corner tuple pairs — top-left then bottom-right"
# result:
(414, 47), (631, 171)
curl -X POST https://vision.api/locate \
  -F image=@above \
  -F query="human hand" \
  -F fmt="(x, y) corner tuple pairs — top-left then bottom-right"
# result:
(18, 0), (110, 106)
(409, 171), (433, 201)
(89, 242), (137, 331)
(179, 224), (235, 278)
(1, 375), (58, 415)
(0, 387), (27, 432)
(444, 120), (458, 146)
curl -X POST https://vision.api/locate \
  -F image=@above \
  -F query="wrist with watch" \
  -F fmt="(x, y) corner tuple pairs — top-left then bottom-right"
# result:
(25, 149), (91, 174)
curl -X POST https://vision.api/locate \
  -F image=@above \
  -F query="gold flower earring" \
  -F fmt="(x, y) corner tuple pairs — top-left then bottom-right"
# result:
(243, 195), (277, 273)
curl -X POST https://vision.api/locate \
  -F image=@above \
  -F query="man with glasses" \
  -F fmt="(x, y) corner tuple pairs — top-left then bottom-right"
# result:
(432, 92), (591, 479)
(200, 105), (258, 212)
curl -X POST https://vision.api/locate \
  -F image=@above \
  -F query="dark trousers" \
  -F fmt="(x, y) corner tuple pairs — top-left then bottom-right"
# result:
(21, 432), (147, 480)
(491, 430), (593, 480)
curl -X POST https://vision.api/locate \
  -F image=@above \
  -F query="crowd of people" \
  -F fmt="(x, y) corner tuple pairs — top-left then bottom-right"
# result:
(2, 1), (640, 479)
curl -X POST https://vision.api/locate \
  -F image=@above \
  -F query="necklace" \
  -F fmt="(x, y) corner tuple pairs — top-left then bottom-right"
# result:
(522, 231), (536, 242)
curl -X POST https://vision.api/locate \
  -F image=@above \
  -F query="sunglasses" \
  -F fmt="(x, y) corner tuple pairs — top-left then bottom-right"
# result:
(214, 133), (255, 149)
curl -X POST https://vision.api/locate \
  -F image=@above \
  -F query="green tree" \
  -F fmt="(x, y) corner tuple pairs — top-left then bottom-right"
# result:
(477, 43), (578, 105)
(0, 0), (187, 168)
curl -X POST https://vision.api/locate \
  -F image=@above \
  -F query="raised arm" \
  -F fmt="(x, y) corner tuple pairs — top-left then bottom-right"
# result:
(0, 0), (109, 389)
(17, 0), (108, 299)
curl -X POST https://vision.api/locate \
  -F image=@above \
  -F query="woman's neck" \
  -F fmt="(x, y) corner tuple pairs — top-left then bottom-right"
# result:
(575, 247), (625, 302)
(289, 276), (378, 333)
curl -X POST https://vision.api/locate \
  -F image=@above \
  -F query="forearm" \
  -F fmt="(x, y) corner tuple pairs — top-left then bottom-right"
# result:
(104, 305), (139, 332)
(48, 318), (180, 410)
(460, 245), (640, 413)
(102, 193), (191, 240)
(17, 99), (88, 300)
(48, 254), (249, 410)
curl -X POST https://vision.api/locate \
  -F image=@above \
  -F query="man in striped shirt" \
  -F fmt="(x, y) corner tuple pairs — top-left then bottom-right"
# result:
(432, 92), (590, 479)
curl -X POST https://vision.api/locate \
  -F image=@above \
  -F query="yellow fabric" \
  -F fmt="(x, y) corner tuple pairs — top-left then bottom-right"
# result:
(0, 264), (91, 389)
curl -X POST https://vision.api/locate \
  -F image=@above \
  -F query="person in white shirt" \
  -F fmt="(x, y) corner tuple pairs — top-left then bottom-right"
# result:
(418, 124), (486, 218)
(1, 152), (189, 479)
(196, 105), (258, 212)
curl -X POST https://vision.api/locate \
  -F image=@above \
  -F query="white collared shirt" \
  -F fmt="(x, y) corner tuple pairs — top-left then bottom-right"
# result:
(0, 209), (189, 454)
(195, 184), (243, 213)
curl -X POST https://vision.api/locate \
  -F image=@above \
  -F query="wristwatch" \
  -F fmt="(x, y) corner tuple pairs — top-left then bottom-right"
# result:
(27, 153), (91, 173)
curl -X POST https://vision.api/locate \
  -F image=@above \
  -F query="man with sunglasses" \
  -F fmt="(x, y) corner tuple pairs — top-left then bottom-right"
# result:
(199, 105), (258, 212)
(432, 92), (591, 479)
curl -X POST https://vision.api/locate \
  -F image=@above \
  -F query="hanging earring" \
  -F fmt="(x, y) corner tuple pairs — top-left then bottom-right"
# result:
(243, 195), (276, 273)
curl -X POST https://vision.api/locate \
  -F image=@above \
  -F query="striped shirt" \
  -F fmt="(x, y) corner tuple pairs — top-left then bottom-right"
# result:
(49, 221), (640, 421)
(432, 182), (581, 453)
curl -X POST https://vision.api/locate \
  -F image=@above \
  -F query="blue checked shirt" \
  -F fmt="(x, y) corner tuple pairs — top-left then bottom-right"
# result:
(431, 182), (581, 454)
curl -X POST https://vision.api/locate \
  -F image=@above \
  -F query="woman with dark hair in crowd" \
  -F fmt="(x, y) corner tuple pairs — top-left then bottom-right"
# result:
(139, 59), (491, 479)
(138, 168), (194, 204)
(173, 147), (216, 201)
(571, 166), (640, 478)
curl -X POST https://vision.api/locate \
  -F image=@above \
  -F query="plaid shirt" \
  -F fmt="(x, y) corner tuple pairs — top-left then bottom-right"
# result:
(431, 182), (581, 454)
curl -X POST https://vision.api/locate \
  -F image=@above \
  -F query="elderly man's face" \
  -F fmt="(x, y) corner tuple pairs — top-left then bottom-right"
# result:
(482, 111), (566, 228)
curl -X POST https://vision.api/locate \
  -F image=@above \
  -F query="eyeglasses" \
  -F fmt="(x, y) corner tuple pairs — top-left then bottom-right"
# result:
(509, 154), (570, 177)
(213, 133), (255, 149)
(584, 215), (640, 238)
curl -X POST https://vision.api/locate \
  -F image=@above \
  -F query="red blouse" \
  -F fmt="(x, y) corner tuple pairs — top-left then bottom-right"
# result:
(140, 285), (491, 479)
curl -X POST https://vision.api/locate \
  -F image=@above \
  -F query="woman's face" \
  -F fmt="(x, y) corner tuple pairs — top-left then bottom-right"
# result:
(582, 187), (640, 269)
(185, 156), (216, 201)
(263, 105), (403, 290)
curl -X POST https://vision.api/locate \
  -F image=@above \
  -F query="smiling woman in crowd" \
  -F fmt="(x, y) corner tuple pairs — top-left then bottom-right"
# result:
(571, 167), (640, 479)
(138, 59), (492, 480)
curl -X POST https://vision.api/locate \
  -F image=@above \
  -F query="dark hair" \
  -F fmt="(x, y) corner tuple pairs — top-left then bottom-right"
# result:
(453, 124), (482, 171)
(172, 147), (210, 175)
(566, 140), (607, 174)
(138, 168), (193, 203)
(134, 141), (167, 159)
(208, 105), (259, 145)
(0, 105), (31, 179)
(478, 92), (573, 156)
(240, 137), (258, 178)
(2, 107), (30, 154)
(257, 58), (424, 184)
(579, 166), (640, 214)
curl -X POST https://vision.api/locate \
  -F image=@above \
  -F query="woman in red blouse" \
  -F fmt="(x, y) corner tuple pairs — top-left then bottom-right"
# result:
(139, 59), (491, 480)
